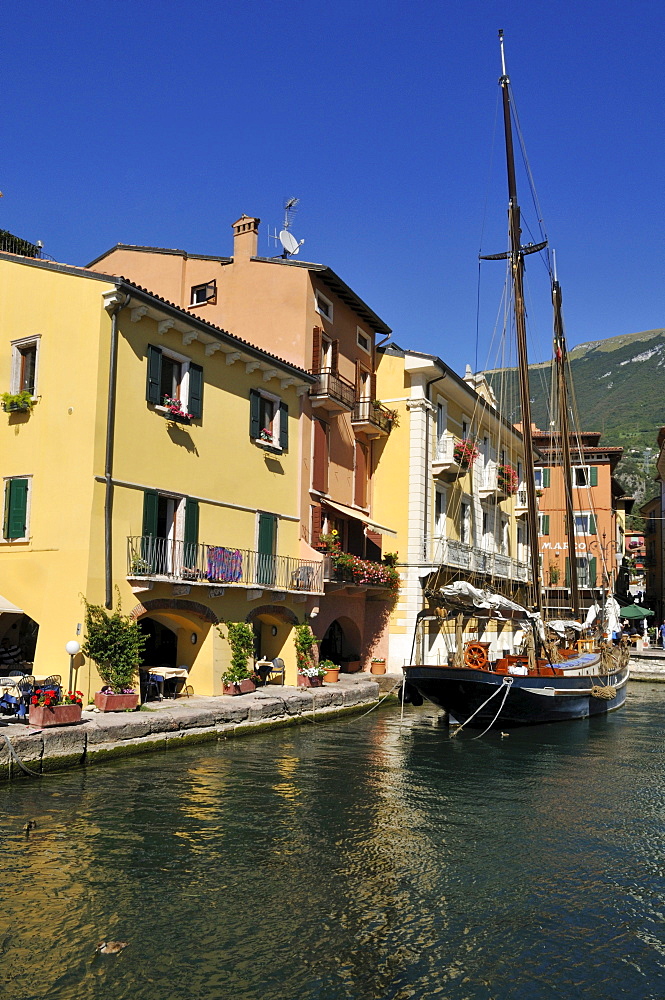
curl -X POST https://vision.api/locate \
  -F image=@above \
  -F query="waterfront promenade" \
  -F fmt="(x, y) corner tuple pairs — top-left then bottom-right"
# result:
(0, 674), (395, 782)
(628, 647), (665, 681)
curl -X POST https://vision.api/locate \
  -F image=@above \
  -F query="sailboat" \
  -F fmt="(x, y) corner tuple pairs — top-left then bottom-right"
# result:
(403, 32), (630, 729)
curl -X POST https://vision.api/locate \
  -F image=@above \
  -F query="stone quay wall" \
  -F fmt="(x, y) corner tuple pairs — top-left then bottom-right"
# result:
(0, 676), (395, 783)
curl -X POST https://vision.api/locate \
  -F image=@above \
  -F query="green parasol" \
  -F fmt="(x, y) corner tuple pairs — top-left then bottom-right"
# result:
(618, 604), (654, 619)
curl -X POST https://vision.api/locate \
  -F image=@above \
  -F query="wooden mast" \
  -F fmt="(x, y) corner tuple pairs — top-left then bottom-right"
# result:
(552, 269), (581, 618)
(498, 30), (543, 616)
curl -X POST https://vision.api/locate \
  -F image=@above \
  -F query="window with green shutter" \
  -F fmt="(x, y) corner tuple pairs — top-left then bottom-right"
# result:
(3, 478), (29, 540)
(589, 466), (598, 487)
(542, 468), (550, 488)
(188, 364), (203, 419)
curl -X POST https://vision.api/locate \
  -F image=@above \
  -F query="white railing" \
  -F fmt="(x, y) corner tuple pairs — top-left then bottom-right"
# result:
(434, 432), (459, 463)
(431, 537), (530, 582)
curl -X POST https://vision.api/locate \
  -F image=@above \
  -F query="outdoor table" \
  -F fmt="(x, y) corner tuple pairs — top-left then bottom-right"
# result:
(147, 666), (189, 698)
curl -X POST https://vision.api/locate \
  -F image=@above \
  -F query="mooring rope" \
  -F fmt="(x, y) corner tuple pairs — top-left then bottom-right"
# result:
(0, 731), (42, 778)
(450, 676), (513, 739)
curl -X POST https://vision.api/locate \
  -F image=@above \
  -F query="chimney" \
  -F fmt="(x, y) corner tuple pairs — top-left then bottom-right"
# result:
(232, 215), (260, 260)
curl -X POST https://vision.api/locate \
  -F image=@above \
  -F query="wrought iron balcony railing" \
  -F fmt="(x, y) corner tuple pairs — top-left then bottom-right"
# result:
(127, 535), (324, 594)
(351, 398), (393, 435)
(308, 368), (356, 411)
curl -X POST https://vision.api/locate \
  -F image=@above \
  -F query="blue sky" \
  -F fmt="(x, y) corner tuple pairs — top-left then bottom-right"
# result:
(2, 0), (663, 375)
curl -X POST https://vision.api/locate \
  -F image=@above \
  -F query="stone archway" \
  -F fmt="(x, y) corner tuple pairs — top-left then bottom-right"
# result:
(319, 615), (362, 669)
(130, 599), (219, 624)
(246, 605), (301, 677)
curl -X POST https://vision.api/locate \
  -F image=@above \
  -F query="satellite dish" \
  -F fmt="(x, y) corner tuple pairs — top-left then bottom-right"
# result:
(279, 230), (300, 256)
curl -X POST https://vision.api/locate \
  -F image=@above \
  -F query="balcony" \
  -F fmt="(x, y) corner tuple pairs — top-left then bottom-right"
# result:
(321, 553), (398, 593)
(431, 537), (530, 582)
(308, 368), (356, 413)
(351, 399), (394, 438)
(432, 433), (464, 479)
(127, 536), (324, 595)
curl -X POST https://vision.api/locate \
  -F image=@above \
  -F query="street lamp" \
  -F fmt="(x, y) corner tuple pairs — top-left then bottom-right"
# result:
(65, 640), (80, 692)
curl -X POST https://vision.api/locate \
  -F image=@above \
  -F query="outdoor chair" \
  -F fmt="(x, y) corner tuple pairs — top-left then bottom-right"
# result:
(15, 677), (35, 720)
(140, 670), (162, 703)
(265, 658), (286, 685)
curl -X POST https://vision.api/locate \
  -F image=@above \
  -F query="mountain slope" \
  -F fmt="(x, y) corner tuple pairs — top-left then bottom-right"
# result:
(484, 328), (665, 514)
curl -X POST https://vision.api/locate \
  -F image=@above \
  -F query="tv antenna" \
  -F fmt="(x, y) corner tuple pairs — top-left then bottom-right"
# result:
(268, 197), (305, 257)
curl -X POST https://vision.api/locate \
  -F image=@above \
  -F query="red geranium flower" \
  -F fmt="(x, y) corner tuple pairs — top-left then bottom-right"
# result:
(31, 695), (38, 705)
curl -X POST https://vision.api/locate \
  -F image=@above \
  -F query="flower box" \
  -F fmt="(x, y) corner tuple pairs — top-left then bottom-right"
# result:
(3, 401), (31, 413)
(297, 675), (323, 688)
(341, 661), (361, 673)
(222, 678), (256, 696)
(94, 692), (139, 712)
(29, 704), (82, 728)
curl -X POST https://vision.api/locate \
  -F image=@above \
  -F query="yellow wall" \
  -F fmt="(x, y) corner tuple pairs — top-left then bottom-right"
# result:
(0, 257), (314, 696)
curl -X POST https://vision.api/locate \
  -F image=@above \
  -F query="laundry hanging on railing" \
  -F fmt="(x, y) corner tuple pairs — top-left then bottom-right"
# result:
(207, 546), (243, 583)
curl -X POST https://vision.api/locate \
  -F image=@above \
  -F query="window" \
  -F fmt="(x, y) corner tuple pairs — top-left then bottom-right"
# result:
(315, 291), (333, 321)
(574, 512), (597, 535)
(534, 468), (551, 488)
(10, 337), (40, 395)
(3, 477), (30, 541)
(436, 401), (447, 449)
(460, 502), (470, 545)
(435, 488), (446, 538)
(249, 389), (288, 450)
(538, 514), (550, 535)
(141, 491), (198, 575)
(357, 328), (371, 354)
(190, 281), (217, 306)
(574, 466), (598, 487)
(576, 556), (598, 588)
(146, 345), (203, 418)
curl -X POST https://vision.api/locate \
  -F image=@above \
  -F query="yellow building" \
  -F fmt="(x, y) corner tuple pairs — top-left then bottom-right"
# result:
(0, 251), (322, 695)
(373, 345), (531, 670)
(87, 216), (399, 670)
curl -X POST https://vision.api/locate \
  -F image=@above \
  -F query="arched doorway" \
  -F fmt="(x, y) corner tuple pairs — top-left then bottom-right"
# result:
(138, 618), (178, 670)
(319, 616), (362, 669)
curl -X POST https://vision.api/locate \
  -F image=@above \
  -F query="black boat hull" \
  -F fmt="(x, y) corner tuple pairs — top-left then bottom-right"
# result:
(404, 663), (629, 728)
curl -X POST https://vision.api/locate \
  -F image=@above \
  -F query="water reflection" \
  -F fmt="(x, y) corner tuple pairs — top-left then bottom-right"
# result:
(1, 683), (665, 999)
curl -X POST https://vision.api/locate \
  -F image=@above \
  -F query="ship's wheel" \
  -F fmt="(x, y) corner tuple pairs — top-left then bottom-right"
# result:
(464, 642), (488, 670)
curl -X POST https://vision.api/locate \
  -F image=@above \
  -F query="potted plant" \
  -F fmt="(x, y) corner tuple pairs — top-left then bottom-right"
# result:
(218, 621), (256, 695)
(370, 657), (387, 675)
(453, 438), (479, 470)
(82, 592), (144, 711)
(162, 395), (193, 424)
(29, 688), (83, 728)
(497, 463), (519, 496)
(294, 622), (324, 686)
(2, 389), (34, 413)
(319, 659), (340, 683)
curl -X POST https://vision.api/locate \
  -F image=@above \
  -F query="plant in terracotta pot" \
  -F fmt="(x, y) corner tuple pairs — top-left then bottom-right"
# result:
(82, 592), (145, 711)
(29, 687), (83, 728)
(294, 622), (324, 687)
(218, 621), (256, 695)
(319, 659), (340, 683)
(370, 657), (387, 675)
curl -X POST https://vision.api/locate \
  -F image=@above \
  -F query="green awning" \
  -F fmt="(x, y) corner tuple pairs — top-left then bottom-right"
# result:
(619, 604), (654, 619)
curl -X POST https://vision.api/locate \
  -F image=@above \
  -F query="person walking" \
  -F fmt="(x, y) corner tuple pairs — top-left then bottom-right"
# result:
(659, 621), (665, 649)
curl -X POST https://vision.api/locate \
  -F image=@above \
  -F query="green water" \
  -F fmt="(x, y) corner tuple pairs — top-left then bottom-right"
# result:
(2, 684), (665, 1000)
